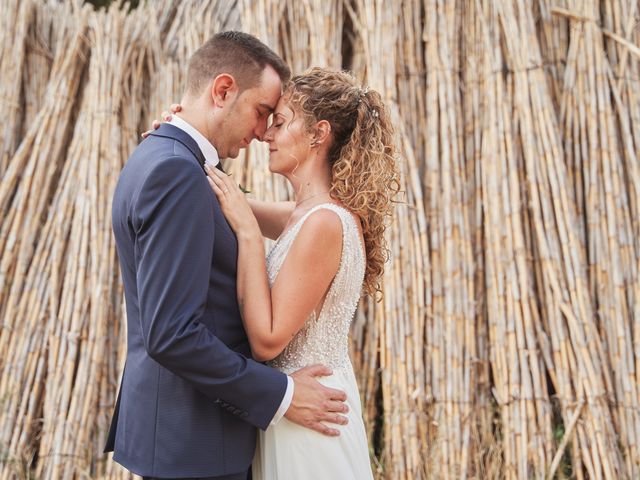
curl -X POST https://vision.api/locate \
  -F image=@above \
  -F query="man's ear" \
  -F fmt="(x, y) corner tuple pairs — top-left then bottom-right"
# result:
(210, 74), (238, 107)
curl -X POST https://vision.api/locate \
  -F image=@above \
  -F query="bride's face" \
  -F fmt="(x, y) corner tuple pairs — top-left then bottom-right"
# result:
(264, 99), (312, 175)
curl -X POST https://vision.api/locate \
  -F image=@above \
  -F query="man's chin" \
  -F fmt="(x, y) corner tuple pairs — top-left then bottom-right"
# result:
(225, 147), (241, 159)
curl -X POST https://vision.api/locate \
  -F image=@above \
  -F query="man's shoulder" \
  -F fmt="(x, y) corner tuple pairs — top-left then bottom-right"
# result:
(123, 135), (201, 181)
(116, 135), (205, 208)
(132, 133), (198, 163)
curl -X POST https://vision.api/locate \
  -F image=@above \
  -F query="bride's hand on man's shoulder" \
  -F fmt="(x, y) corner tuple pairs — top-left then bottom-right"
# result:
(205, 164), (260, 238)
(141, 103), (182, 139)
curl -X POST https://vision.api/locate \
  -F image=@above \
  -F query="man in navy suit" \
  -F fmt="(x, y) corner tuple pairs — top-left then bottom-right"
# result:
(106, 31), (348, 480)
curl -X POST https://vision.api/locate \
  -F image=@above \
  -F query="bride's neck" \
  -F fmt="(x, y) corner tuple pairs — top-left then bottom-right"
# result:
(290, 168), (332, 207)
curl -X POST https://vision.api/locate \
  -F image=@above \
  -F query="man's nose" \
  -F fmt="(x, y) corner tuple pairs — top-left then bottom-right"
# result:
(254, 120), (268, 141)
(253, 123), (267, 142)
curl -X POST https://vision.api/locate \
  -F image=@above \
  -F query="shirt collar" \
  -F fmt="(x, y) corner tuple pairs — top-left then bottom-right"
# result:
(167, 115), (220, 168)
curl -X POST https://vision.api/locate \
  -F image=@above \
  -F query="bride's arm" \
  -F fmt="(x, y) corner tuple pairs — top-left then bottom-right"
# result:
(247, 198), (295, 240)
(207, 166), (341, 361)
(236, 212), (341, 361)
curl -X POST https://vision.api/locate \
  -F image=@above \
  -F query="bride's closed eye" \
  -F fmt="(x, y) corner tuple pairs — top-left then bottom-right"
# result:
(270, 112), (286, 128)
(266, 121), (283, 132)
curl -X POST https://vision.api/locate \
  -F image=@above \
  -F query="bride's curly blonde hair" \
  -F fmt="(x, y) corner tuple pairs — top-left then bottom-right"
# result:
(284, 68), (400, 297)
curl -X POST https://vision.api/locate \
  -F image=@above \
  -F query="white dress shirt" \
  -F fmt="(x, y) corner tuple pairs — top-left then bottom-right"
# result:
(168, 115), (220, 169)
(167, 114), (294, 425)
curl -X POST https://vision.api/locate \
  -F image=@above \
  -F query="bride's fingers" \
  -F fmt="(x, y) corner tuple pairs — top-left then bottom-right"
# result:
(141, 129), (153, 139)
(206, 176), (225, 201)
(206, 166), (229, 195)
(170, 103), (182, 114)
(208, 171), (226, 191)
(212, 167), (237, 192)
(161, 110), (172, 121)
(208, 167), (233, 192)
(205, 164), (222, 183)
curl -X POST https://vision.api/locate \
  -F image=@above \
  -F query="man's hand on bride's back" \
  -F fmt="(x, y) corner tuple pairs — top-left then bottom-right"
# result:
(141, 103), (182, 138)
(285, 364), (349, 436)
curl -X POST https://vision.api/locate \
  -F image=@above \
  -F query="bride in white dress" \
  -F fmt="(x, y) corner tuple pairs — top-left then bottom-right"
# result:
(206, 67), (399, 479)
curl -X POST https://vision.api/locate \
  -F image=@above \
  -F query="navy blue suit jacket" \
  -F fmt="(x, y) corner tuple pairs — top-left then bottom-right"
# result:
(105, 124), (287, 478)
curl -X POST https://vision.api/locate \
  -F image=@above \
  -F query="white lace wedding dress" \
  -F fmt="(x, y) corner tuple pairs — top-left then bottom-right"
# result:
(252, 203), (374, 480)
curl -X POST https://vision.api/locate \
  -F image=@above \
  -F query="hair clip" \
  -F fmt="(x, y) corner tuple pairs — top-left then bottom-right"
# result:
(356, 86), (369, 104)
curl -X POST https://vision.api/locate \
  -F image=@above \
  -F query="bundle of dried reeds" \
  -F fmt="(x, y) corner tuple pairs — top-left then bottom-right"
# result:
(419, 1), (482, 477)
(21, 1), (58, 130)
(344, 1), (432, 478)
(497, 1), (623, 477)
(554, 1), (640, 476)
(34, 8), (151, 478)
(0, 0), (32, 176)
(464, 4), (554, 477)
(0, 2), (92, 476)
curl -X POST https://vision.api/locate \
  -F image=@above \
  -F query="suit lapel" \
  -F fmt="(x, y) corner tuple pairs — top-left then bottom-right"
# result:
(149, 124), (206, 170)
(148, 124), (227, 174)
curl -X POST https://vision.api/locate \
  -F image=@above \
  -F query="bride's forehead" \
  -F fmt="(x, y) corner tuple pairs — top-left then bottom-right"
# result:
(275, 99), (295, 116)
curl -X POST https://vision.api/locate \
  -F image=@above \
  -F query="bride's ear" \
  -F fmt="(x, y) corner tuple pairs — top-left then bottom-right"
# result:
(310, 120), (331, 147)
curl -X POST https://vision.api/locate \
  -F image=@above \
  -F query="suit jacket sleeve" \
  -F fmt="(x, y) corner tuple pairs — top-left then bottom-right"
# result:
(131, 155), (287, 430)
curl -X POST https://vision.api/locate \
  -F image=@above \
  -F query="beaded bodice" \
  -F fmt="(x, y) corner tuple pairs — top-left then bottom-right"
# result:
(266, 203), (366, 374)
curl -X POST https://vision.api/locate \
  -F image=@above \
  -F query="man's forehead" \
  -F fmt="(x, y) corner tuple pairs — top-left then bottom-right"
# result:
(256, 65), (283, 107)
(258, 101), (277, 112)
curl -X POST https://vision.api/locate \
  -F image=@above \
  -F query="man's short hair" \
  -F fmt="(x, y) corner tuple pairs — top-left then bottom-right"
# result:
(186, 31), (290, 96)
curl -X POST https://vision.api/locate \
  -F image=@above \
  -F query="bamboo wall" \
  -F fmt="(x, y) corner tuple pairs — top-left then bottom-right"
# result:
(0, 0), (639, 478)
